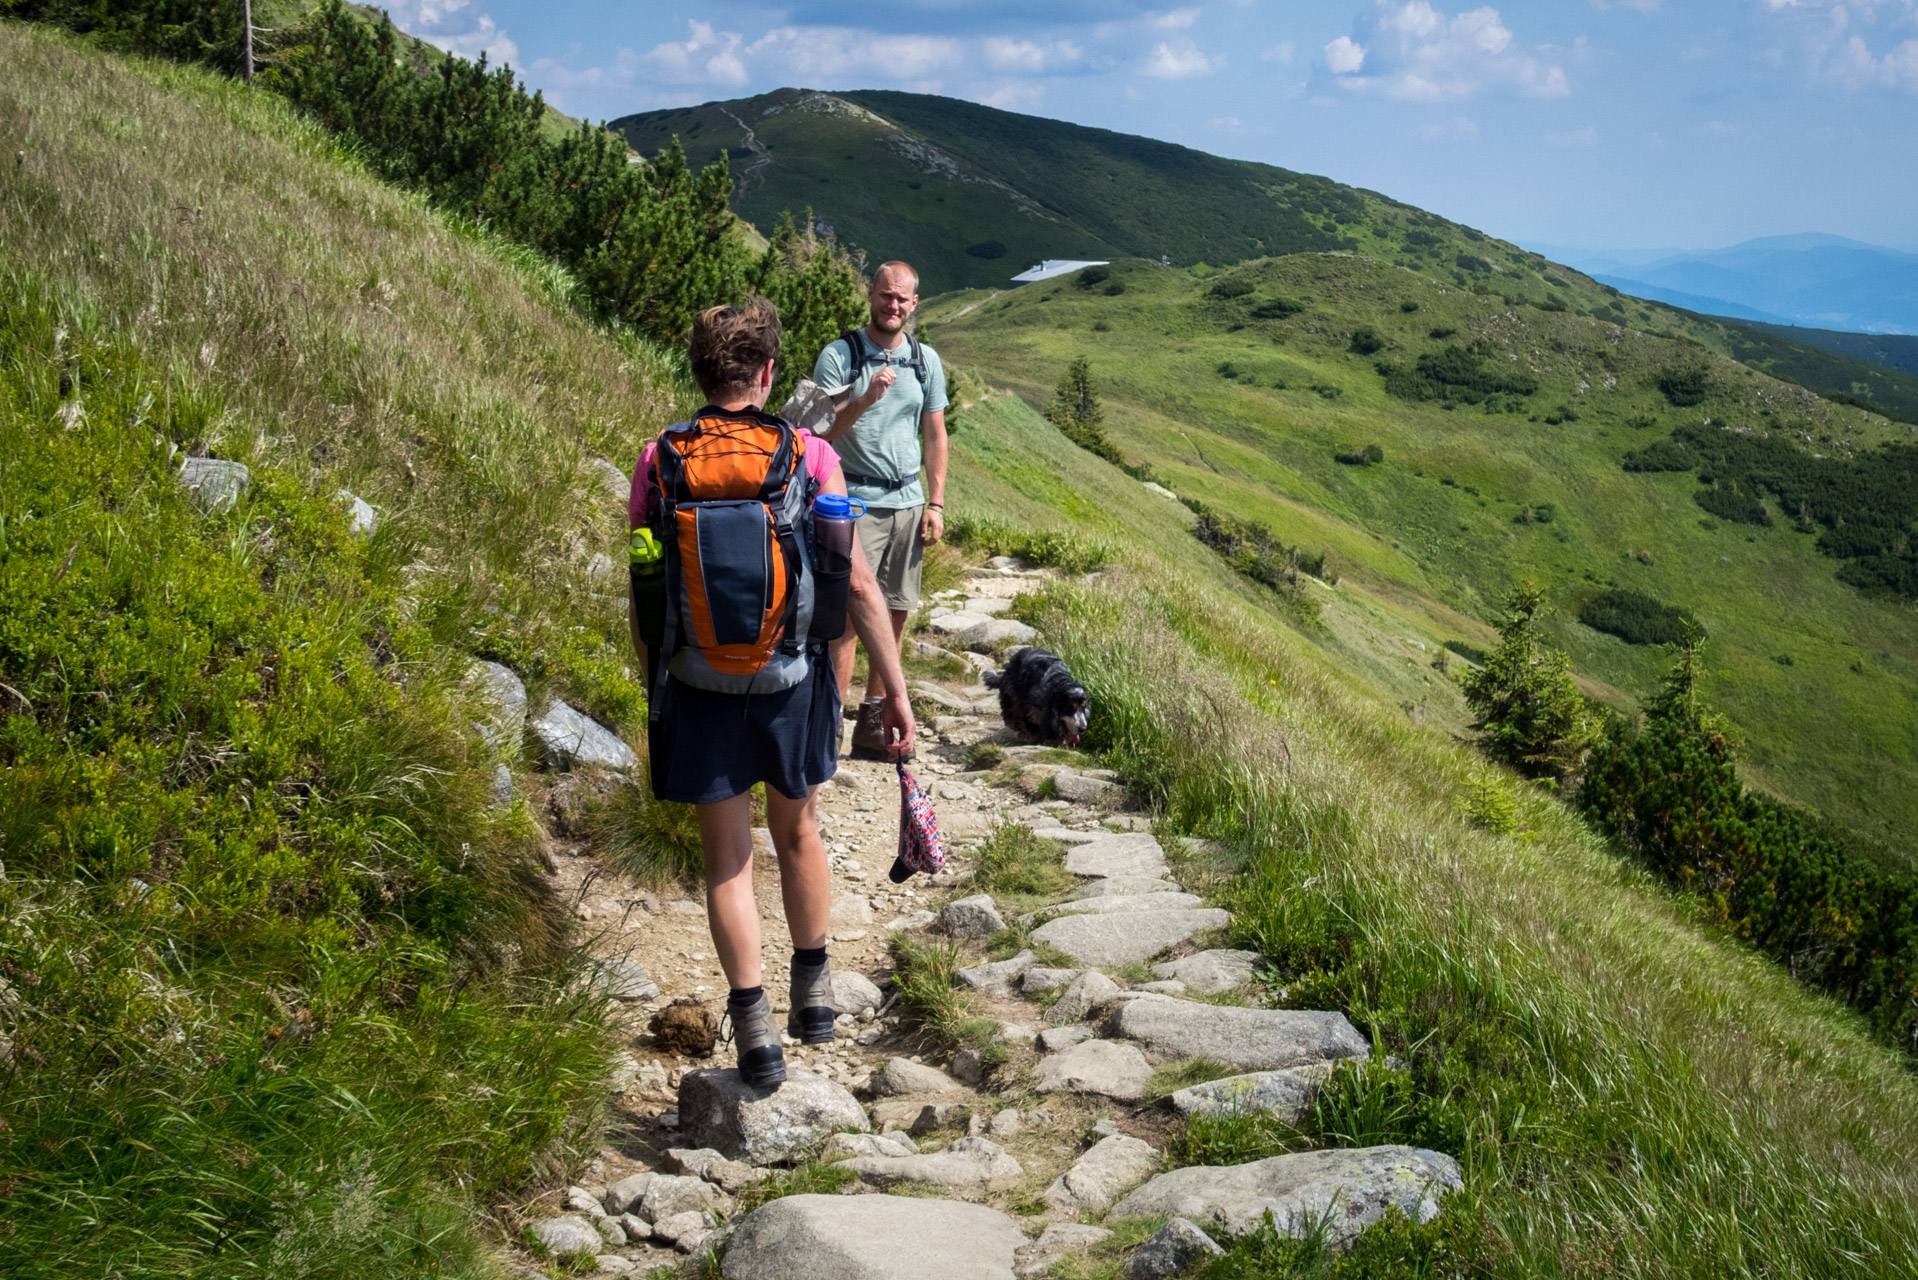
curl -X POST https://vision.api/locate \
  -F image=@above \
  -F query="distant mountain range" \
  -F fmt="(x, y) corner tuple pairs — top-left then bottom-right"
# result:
(1536, 235), (1918, 336)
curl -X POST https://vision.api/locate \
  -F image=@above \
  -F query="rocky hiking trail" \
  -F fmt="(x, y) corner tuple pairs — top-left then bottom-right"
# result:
(495, 556), (1461, 1279)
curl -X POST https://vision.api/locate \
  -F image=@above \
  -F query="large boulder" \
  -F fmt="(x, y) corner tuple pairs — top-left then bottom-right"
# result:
(1033, 1039), (1154, 1103)
(1044, 1133), (1162, 1213)
(959, 618), (1038, 652)
(1152, 950), (1260, 994)
(177, 457), (250, 513)
(1108, 1146), (1463, 1246)
(1032, 908), (1230, 968)
(721, 1194), (1026, 1280)
(1052, 772), (1124, 807)
(1167, 1066), (1330, 1123)
(1124, 1218), (1224, 1280)
(838, 1135), (1024, 1194)
(640, 1174), (733, 1224)
(532, 699), (638, 771)
(870, 1056), (963, 1097)
(1064, 835), (1170, 880)
(1107, 999), (1368, 1071)
(678, 1068), (869, 1165)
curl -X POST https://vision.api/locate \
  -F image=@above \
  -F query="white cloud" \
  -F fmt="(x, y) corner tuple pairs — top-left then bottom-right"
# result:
(1326, 35), (1368, 73)
(641, 21), (748, 87)
(1262, 41), (1297, 64)
(744, 26), (963, 80)
(1147, 37), (1217, 77)
(983, 38), (1082, 72)
(1416, 114), (1480, 139)
(1547, 125), (1599, 146)
(1587, 0), (1661, 11)
(1154, 8), (1201, 29)
(1761, 0), (1918, 94)
(1212, 115), (1243, 129)
(977, 82), (1048, 110)
(1330, 2), (1569, 100)
(384, 0), (518, 69)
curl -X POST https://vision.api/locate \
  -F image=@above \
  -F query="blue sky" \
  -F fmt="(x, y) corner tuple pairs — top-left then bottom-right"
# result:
(385, 1), (1918, 255)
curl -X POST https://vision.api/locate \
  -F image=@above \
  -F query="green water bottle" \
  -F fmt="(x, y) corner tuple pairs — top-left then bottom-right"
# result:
(629, 526), (666, 649)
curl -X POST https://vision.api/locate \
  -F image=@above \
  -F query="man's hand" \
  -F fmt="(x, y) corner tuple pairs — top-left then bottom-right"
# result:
(861, 366), (897, 407)
(881, 690), (916, 760)
(920, 506), (944, 546)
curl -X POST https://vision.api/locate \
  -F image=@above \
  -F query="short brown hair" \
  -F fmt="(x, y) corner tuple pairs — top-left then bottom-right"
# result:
(688, 297), (781, 399)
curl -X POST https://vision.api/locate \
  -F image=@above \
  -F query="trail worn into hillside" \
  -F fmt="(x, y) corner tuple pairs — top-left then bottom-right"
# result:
(493, 557), (1456, 1278)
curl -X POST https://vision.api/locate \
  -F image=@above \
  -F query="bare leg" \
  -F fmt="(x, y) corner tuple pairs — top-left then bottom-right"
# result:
(696, 793), (762, 990)
(862, 609), (911, 702)
(765, 784), (830, 949)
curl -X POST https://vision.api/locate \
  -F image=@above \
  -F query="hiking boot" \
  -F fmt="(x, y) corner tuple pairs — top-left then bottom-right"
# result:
(725, 990), (786, 1091)
(849, 697), (889, 759)
(787, 956), (837, 1045)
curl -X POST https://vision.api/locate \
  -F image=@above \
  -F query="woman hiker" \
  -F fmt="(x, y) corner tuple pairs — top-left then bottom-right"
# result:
(626, 297), (915, 1090)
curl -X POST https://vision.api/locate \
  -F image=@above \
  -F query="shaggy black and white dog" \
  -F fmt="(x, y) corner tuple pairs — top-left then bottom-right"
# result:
(983, 647), (1091, 746)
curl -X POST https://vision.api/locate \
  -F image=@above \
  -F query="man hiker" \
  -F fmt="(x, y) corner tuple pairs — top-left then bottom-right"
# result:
(812, 261), (949, 758)
(628, 296), (915, 1089)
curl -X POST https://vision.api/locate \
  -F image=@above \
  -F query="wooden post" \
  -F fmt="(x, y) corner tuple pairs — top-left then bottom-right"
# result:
(242, 0), (254, 84)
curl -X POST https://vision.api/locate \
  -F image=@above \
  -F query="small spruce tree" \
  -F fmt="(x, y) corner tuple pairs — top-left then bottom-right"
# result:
(1045, 356), (1123, 464)
(1460, 583), (1597, 785)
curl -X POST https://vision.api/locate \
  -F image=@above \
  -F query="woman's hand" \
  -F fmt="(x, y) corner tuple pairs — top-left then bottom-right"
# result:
(881, 690), (916, 760)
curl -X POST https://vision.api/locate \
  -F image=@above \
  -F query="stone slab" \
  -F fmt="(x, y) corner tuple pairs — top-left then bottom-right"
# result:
(721, 1194), (1026, 1280)
(1033, 1039), (1154, 1103)
(677, 1069), (868, 1165)
(1106, 999), (1368, 1071)
(1152, 950), (1260, 995)
(1064, 835), (1170, 880)
(1108, 1146), (1463, 1247)
(1031, 909), (1230, 968)
(1167, 1066), (1332, 1124)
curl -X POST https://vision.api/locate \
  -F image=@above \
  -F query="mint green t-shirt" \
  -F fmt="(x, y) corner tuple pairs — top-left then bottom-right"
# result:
(812, 333), (947, 510)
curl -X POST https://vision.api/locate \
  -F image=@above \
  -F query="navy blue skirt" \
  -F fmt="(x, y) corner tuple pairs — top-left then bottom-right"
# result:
(647, 654), (841, 805)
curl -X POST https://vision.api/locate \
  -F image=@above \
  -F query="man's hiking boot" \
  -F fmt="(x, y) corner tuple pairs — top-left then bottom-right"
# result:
(725, 990), (786, 1091)
(788, 956), (837, 1045)
(849, 697), (889, 759)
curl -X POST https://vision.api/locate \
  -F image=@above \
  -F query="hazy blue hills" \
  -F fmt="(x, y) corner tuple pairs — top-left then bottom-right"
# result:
(1561, 235), (1918, 335)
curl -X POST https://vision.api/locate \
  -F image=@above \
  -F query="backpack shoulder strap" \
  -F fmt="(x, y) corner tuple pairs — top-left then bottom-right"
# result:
(840, 328), (867, 371)
(905, 332), (928, 386)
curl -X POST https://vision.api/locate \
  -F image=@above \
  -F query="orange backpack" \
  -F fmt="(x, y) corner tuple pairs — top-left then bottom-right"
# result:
(646, 406), (820, 698)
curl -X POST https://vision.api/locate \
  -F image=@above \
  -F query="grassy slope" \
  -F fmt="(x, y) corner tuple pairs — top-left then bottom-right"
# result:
(1729, 322), (1918, 377)
(945, 391), (1918, 1277)
(0, 23), (678, 1275)
(924, 257), (1918, 859)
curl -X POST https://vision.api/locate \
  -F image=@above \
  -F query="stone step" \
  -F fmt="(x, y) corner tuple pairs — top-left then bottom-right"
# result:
(1063, 833), (1170, 880)
(1107, 1146), (1462, 1248)
(1106, 998), (1369, 1071)
(1031, 907), (1230, 967)
(720, 1194), (1028, 1279)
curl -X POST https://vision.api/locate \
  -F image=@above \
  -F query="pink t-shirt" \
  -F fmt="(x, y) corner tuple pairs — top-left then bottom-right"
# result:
(628, 429), (842, 529)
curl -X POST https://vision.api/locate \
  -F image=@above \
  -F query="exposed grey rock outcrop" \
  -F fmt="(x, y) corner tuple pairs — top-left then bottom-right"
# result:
(1045, 969), (1120, 1024)
(589, 957), (658, 1002)
(532, 699), (638, 771)
(957, 950), (1034, 993)
(678, 1068), (868, 1165)
(467, 660), (527, 753)
(178, 457), (250, 513)
(1032, 892), (1204, 920)
(1107, 999), (1368, 1070)
(337, 489), (377, 535)
(1021, 966), (1082, 994)
(1108, 1146), (1463, 1246)
(1052, 772), (1125, 806)
(721, 1194), (1026, 1280)
(1065, 877), (1184, 900)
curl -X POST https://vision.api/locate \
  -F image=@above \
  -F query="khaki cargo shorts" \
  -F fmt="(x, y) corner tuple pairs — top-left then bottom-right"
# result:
(855, 504), (924, 612)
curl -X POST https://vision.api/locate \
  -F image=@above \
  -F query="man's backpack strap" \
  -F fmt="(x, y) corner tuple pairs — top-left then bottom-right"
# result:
(839, 328), (927, 389)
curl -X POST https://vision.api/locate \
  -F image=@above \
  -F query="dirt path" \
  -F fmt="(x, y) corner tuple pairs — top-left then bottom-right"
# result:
(719, 109), (774, 198)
